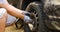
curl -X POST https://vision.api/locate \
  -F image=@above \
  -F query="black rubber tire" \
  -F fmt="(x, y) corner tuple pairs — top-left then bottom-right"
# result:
(25, 2), (48, 32)
(25, 1), (60, 32)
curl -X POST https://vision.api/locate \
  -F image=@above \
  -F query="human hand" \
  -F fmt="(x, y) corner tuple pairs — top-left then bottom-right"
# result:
(24, 15), (32, 23)
(22, 11), (31, 16)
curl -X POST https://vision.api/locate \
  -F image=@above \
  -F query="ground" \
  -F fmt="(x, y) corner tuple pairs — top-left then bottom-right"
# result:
(5, 24), (24, 32)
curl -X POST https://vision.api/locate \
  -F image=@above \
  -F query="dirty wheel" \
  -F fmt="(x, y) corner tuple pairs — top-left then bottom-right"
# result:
(25, 2), (46, 32)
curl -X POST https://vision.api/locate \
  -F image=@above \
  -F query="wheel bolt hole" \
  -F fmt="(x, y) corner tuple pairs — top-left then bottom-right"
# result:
(37, 19), (39, 21)
(37, 23), (39, 26)
(36, 14), (38, 17)
(34, 11), (36, 14)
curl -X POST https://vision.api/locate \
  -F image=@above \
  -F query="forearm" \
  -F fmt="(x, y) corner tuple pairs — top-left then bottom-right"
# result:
(4, 4), (24, 19)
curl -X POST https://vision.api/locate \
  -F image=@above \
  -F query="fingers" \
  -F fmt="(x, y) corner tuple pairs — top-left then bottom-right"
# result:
(24, 15), (33, 23)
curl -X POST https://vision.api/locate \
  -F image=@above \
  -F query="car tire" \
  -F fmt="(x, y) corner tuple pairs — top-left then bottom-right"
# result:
(25, 1), (48, 32)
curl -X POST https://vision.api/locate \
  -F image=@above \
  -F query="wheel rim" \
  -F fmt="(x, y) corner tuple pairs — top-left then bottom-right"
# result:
(26, 7), (39, 32)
